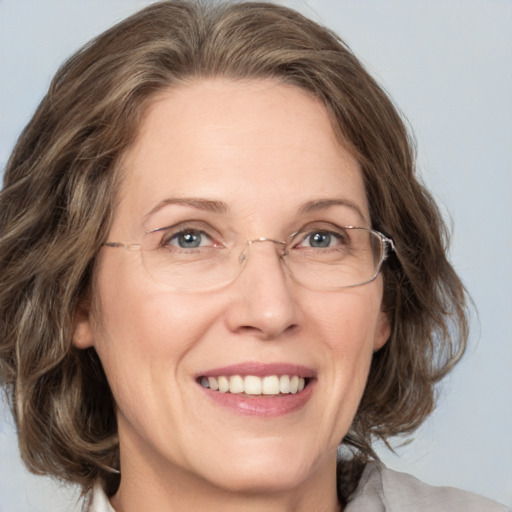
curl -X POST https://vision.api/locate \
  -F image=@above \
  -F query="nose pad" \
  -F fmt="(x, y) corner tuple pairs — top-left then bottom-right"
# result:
(238, 237), (286, 263)
(236, 237), (288, 281)
(226, 237), (298, 340)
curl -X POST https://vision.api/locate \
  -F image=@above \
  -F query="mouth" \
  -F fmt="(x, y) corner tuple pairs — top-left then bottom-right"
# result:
(197, 374), (309, 396)
(196, 366), (315, 417)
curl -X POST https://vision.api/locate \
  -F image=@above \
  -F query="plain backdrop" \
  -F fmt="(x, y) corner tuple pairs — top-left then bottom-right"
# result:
(1, 1), (511, 510)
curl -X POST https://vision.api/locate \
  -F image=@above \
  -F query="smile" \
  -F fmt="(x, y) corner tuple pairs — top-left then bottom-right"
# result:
(199, 374), (307, 395)
(196, 363), (316, 416)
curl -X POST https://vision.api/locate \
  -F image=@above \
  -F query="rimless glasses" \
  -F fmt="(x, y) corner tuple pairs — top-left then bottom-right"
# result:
(104, 224), (395, 292)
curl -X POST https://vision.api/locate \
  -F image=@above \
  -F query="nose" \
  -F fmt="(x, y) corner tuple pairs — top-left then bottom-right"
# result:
(224, 238), (300, 340)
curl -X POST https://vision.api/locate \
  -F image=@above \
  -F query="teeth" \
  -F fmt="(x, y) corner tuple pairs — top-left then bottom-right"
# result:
(290, 375), (299, 394)
(218, 376), (229, 393)
(208, 376), (219, 391)
(200, 375), (308, 395)
(244, 375), (262, 395)
(279, 375), (290, 393)
(262, 375), (280, 395)
(229, 375), (244, 394)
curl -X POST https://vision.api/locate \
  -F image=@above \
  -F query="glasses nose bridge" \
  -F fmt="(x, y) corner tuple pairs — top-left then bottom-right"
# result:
(248, 236), (287, 247)
(238, 237), (287, 266)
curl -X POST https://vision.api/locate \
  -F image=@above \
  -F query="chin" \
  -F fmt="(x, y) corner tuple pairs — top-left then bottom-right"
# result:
(192, 437), (332, 495)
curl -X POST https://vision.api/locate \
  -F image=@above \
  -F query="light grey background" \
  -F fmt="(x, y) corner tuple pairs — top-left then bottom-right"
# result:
(1, 1), (511, 510)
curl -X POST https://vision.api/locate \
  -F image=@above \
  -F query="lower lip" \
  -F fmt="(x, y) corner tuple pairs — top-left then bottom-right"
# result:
(199, 380), (315, 417)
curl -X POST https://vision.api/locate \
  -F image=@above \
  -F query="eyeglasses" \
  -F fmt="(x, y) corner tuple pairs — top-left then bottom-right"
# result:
(104, 225), (395, 292)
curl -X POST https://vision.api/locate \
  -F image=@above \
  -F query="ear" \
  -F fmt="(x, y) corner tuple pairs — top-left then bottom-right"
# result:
(373, 310), (391, 352)
(72, 300), (95, 349)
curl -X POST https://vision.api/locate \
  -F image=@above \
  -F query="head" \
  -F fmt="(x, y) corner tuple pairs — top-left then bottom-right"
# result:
(0, 0), (468, 500)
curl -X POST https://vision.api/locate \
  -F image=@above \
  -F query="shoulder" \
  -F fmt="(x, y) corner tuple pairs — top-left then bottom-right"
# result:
(345, 461), (510, 512)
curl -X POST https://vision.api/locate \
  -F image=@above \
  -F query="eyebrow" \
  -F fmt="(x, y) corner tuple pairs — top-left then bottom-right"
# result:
(145, 196), (368, 224)
(145, 197), (228, 218)
(299, 199), (369, 224)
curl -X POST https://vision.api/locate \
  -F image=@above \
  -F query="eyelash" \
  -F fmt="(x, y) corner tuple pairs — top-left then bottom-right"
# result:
(152, 222), (352, 252)
(294, 229), (348, 250)
(162, 228), (217, 249)
(151, 221), (223, 250)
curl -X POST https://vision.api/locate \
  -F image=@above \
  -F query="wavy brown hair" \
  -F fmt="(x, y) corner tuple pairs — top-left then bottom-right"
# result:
(0, 0), (468, 502)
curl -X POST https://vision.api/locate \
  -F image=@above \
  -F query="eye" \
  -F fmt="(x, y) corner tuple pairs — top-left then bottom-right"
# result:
(296, 229), (346, 249)
(163, 228), (215, 250)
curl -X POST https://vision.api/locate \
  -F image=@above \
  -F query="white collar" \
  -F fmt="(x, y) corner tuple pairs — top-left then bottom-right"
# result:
(87, 482), (116, 512)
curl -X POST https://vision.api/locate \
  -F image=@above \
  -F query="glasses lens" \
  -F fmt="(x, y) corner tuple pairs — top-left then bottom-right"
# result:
(141, 241), (240, 291)
(286, 227), (385, 290)
(139, 227), (387, 291)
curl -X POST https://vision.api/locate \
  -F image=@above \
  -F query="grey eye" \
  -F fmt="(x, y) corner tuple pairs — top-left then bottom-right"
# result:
(168, 229), (210, 249)
(300, 230), (343, 248)
(308, 231), (332, 247)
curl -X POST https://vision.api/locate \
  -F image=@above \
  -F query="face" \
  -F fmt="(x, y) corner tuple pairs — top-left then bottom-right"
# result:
(74, 79), (390, 497)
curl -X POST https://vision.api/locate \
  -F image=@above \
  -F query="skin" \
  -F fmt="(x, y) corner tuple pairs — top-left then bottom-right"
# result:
(74, 78), (390, 512)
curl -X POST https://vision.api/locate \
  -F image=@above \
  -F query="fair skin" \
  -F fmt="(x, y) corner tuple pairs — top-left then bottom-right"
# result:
(74, 78), (390, 512)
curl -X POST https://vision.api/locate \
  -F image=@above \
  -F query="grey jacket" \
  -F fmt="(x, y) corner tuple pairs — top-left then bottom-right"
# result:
(346, 462), (510, 512)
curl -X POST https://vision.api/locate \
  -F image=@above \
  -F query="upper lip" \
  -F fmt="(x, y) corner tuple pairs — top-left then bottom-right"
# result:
(196, 362), (317, 379)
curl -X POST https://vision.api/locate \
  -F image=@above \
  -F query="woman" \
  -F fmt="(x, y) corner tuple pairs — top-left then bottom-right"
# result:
(0, 1), (508, 511)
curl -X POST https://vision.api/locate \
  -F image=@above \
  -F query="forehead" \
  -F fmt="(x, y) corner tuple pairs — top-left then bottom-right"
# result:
(114, 78), (368, 233)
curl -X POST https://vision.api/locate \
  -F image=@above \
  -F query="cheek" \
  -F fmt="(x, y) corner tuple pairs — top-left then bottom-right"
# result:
(96, 252), (194, 339)
(90, 260), (219, 396)
(313, 288), (384, 352)
(287, 289), (385, 450)
(326, 309), (378, 394)
(308, 288), (385, 402)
